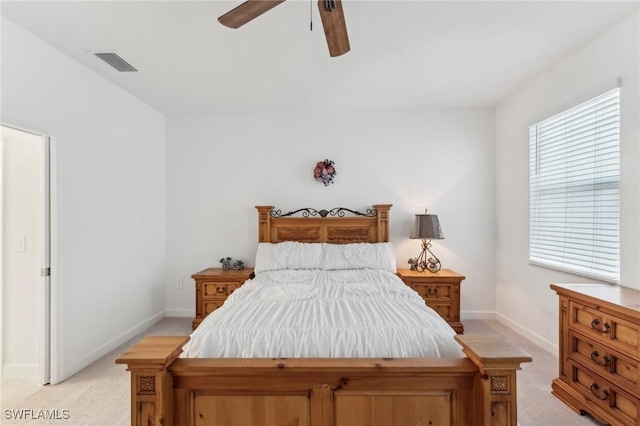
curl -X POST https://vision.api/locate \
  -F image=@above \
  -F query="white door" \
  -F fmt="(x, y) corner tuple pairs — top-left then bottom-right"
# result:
(39, 136), (51, 385)
(0, 125), (51, 385)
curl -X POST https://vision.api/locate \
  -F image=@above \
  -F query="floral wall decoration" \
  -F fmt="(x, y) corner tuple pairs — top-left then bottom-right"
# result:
(313, 159), (337, 186)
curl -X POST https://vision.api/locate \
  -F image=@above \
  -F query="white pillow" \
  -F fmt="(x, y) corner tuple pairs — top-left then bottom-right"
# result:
(253, 242), (323, 274)
(321, 242), (396, 273)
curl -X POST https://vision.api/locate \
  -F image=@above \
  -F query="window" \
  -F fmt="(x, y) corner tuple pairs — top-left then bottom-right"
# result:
(529, 88), (620, 283)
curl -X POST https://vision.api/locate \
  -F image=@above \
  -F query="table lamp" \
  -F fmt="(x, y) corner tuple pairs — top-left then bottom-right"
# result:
(408, 210), (444, 272)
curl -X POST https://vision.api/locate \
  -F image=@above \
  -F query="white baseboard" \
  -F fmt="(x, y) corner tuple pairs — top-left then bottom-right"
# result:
(2, 363), (38, 380)
(165, 309), (193, 318)
(62, 310), (165, 382)
(495, 312), (558, 355)
(461, 310), (496, 321)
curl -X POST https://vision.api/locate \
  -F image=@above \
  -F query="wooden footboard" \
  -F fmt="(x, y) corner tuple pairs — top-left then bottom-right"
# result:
(116, 334), (530, 426)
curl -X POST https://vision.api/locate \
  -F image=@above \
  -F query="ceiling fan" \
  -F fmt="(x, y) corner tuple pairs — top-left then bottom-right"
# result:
(218, 0), (350, 57)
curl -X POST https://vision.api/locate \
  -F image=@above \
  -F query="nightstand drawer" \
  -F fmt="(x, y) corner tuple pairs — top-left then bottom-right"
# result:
(428, 304), (452, 321)
(411, 283), (451, 301)
(203, 281), (240, 298)
(204, 300), (224, 315)
(396, 268), (465, 334)
(569, 301), (640, 358)
(192, 268), (254, 330)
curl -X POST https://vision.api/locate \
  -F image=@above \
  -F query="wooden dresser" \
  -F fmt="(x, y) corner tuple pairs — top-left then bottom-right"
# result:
(551, 283), (640, 426)
(192, 268), (254, 329)
(397, 268), (465, 333)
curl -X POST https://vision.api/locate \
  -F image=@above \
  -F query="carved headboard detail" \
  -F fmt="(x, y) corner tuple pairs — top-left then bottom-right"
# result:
(255, 205), (392, 244)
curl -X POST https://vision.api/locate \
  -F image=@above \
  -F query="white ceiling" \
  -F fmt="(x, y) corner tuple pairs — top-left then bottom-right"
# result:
(2, 1), (638, 115)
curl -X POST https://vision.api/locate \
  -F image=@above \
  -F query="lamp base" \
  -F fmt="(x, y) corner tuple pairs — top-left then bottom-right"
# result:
(407, 239), (441, 273)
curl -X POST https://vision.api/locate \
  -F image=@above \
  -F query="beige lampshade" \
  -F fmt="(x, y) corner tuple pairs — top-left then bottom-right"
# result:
(410, 214), (444, 240)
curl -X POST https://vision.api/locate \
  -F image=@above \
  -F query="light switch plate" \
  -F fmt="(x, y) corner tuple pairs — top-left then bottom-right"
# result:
(18, 236), (26, 252)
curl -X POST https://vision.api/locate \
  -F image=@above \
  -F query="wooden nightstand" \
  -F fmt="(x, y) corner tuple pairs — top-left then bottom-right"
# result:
(396, 268), (466, 334)
(191, 268), (254, 329)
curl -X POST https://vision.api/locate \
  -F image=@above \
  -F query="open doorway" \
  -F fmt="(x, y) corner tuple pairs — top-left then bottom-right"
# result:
(0, 124), (51, 390)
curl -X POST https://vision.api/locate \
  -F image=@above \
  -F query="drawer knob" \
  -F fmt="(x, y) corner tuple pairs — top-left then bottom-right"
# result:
(427, 287), (438, 296)
(589, 383), (610, 401)
(590, 319), (611, 333)
(590, 350), (611, 367)
(216, 287), (226, 294)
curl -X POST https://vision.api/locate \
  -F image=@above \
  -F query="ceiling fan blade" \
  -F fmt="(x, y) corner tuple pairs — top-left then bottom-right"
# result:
(218, 0), (286, 29)
(317, 0), (350, 57)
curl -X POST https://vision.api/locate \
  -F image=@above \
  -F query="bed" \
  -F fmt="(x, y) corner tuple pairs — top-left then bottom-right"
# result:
(117, 204), (531, 426)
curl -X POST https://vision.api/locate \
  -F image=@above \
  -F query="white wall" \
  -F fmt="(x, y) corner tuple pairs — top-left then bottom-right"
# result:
(1, 127), (42, 379)
(495, 12), (640, 353)
(1, 17), (167, 382)
(166, 109), (497, 319)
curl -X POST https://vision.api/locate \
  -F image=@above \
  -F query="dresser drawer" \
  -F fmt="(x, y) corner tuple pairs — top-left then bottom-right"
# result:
(570, 330), (640, 396)
(411, 283), (452, 301)
(569, 301), (640, 358)
(203, 281), (240, 298)
(568, 359), (638, 425)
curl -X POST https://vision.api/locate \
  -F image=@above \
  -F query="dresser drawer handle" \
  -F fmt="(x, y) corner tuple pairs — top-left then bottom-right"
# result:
(590, 383), (610, 401)
(427, 287), (438, 296)
(590, 350), (611, 367)
(216, 287), (226, 294)
(591, 319), (611, 333)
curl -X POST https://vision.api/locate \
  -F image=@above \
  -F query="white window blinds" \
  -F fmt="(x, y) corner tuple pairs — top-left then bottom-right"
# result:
(529, 88), (620, 283)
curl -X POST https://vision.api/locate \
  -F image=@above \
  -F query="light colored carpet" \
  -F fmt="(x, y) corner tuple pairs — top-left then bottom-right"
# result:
(1, 318), (604, 426)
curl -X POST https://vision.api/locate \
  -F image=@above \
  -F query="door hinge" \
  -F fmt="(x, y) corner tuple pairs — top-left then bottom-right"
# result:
(41, 267), (51, 277)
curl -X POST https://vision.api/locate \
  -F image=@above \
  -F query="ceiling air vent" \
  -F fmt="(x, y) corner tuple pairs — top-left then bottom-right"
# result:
(92, 52), (138, 72)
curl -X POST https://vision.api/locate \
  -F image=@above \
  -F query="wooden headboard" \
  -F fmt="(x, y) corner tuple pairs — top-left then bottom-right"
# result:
(255, 205), (392, 244)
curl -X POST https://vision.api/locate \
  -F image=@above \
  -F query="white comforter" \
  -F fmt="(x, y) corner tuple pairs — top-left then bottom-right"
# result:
(182, 269), (464, 358)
